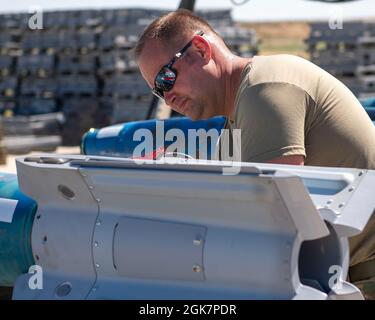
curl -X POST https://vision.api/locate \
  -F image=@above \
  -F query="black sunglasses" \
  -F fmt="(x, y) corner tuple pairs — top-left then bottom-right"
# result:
(152, 31), (204, 99)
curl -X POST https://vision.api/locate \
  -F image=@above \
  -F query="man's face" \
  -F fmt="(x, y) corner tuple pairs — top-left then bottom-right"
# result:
(138, 38), (216, 120)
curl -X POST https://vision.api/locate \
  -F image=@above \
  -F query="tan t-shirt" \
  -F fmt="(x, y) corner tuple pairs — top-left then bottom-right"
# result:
(234, 54), (375, 169)
(229, 54), (375, 267)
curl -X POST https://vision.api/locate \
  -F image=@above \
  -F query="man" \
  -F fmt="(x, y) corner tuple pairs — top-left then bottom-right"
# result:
(135, 9), (375, 299)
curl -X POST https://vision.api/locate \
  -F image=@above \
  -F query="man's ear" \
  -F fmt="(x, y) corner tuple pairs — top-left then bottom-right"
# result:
(191, 34), (211, 63)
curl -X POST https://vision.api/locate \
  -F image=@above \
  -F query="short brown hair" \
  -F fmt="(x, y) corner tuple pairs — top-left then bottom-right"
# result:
(134, 9), (219, 59)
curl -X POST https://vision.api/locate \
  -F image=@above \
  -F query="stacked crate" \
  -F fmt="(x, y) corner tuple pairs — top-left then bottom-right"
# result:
(0, 14), (20, 157)
(199, 10), (258, 58)
(0, 15), (20, 117)
(215, 25), (258, 57)
(356, 22), (375, 99)
(306, 21), (375, 98)
(97, 10), (156, 126)
(54, 11), (100, 145)
(0, 13), (61, 153)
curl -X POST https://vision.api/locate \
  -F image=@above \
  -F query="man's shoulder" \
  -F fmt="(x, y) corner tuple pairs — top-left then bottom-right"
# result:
(251, 54), (316, 72)
(239, 54), (325, 102)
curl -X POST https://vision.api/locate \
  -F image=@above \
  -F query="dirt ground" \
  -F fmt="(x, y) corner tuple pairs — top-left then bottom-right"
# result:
(239, 21), (311, 59)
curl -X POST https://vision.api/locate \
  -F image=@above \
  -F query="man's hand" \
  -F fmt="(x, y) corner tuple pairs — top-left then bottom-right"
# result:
(266, 155), (305, 166)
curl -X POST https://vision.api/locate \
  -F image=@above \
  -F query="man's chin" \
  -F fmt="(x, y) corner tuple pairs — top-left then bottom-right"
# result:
(185, 106), (207, 121)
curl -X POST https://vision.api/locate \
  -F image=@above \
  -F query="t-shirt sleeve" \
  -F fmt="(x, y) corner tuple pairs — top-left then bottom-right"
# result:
(235, 82), (310, 163)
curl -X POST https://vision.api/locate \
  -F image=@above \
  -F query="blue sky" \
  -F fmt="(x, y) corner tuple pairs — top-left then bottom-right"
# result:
(1, 0), (374, 22)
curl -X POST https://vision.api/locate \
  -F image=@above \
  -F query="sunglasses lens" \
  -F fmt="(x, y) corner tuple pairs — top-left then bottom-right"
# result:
(155, 67), (176, 92)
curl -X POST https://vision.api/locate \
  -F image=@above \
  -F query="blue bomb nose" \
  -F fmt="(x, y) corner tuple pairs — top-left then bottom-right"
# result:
(81, 116), (227, 160)
(0, 173), (37, 287)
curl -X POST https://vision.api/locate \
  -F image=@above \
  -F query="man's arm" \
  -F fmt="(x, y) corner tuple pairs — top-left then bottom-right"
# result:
(266, 154), (305, 165)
